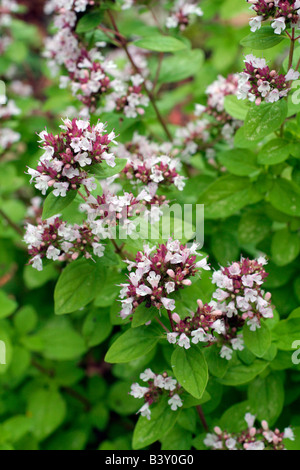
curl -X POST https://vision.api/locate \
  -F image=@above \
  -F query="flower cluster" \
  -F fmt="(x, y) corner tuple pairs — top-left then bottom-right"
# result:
(118, 239), (210, 320)
(166, 257), (273, 360)
(210, 257), (274, 331)
(103, 74), (149, 119)
(59, 48), (112, 114)
(0, 0), (19, 54)
(204, 74), (240, 123)
(167, 299), (245, 357)
(204, 412), (294, 450)
(116, 133), (185, 195)
(79, 191), (144, 238)
(248, 0), (300, 34)
(27, 118), (117, 197)
(0, 90), (21, 150)
(130, 368), (183, 420)
(237, 54), (299, 104)
(24, 215), (105, 271)
(166, 0), (203, 30)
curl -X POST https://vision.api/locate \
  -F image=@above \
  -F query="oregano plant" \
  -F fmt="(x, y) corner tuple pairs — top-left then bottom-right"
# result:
(0, 0), (299, 452)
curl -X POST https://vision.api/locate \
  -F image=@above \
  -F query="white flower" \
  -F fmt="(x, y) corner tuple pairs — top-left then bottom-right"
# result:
(246, 441), (265, 450)
(46, 245), (60, 261)
(31, 255), (43, 271)
(165, 281), (175, 294)
(164, 376), (177, 391)
(220, 345), (233, 360)
(138, 402), (151, 420)
(161, 297), (176, 311)
(225, 438), (237, 450)
(168, 394), (183, 411)
(249, 16), (262, 32)
(245, 412), (256, 429)
(92, 243), (105, 258)
(247, 317), (261, 331)
(191, 327), (208, 344)
(53, 182), (69, 197)
(147, 271), (161, 288)
(285, 68), (300, 81)
(130, 383), (149, 399)
(136, 284), (152, 296)
(140, 368), (156, 382)
(283, 427), (295, 441)
(177, 333), (191, 349)
(167, 332), (178, 344)
(231, 337), (244, 351)
(271, 17), (286, 35)
(212, 319), (226, 335)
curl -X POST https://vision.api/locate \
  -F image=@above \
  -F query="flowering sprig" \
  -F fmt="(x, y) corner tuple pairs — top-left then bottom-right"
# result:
(210, 257), (274, 331)
(166, 257), (273, 360)
(204, 412), (294, 450)
(166, 0), (203, 30)
(237, 54), (299, 104)
(115, 133), (185, 194)
(248, 0), (300, 34)
(118, 239), (210, 320)
(24, 215), (105, 271)
(130, 368), (183, 420)
(27, 118), (117, 197)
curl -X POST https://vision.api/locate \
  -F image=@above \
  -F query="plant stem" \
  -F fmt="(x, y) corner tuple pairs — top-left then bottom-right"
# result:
(155, 317), (170, 333)
(31, 359), (91, 411)
(167, 309), (175, 331)
(288, 27), (295, 70)
(196, 405), (209, 432)
(107, 11), (173, 142)
(0, 209), (23, 236)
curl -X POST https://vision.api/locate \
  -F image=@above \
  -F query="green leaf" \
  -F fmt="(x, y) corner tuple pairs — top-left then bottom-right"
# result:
(132, 396), (180, 449)
(238, 211), (272, 245)
(244, 100), (288, 141)
(105, 325), (160, 363)
(108, 380), (142, 415)
(82, 307), (113, 347)
(257, 138), (293, 165)
(161, 425), (192, 450)
(240, 26), (286, 50)
(198, 175), (255, 219)
(269, 178), (300, 217)
(54, 259), (106, 315)
(219, 359), (269, 386)
(248, 373), (284, 425)
(27, 389), (66, 441)
(42, 190), (77, 220)
(133, 35), (187, 52)
(243, 320), (271, 358)
(203, 345), (229, 378)
(34, 319), (86, 360)
(171, 345), (208, 399)
(272, 317), (300, 350)
(13, 305), (37, 334)
(158, 49), (204, 84)
(75, 10), (104, 33)
(131, 304), (158, 328)
(271, 228), (300, 266)
(0, 290), (17, 318)
(89, 158), (127, 179)
(220, 401), (254, 433)
(223, 95), (249, 121)
(217, 149), (259, 176)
